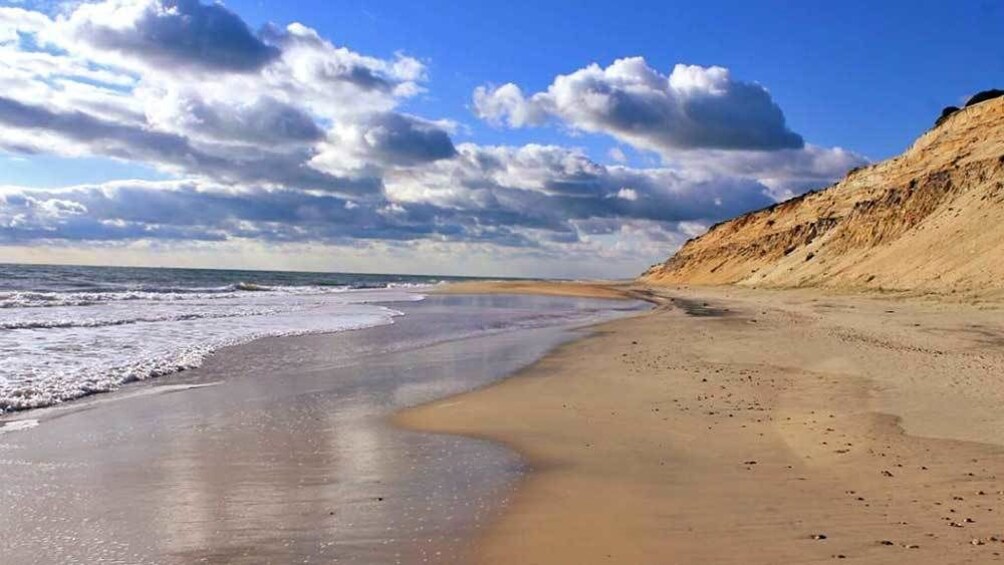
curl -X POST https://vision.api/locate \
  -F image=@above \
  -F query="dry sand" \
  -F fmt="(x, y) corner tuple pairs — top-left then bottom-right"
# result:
(398, 282), (1004, 564)
(439, 279), (641, 301)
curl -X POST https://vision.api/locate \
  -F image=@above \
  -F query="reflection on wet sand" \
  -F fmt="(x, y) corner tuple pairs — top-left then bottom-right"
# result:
(0, 294), (645, 564)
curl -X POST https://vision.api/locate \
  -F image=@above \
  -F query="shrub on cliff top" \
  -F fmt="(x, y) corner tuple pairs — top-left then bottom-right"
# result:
(933, 90), (1003, 128)
(965, 89), (1004, 107)
(935, 106), (960, 127)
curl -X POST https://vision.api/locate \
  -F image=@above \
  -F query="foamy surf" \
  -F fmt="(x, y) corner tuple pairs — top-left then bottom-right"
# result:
(0, 293), (419, 412)
(0, 419), (39, 434)
(0, 263), (448, 413)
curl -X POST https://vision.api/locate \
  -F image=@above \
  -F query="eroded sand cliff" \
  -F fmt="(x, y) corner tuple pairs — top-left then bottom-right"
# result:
(642, 96), (1004, 293)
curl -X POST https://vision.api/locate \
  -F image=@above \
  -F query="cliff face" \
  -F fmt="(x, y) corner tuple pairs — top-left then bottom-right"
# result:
(641, 96), (1004, 293)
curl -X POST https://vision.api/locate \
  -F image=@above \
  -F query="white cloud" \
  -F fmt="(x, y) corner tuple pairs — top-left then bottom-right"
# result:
(0, 1), (446, 197)
(0, 7), (50, 41)
(51, 0), (280, 73)
(473, 83), (546, 127)
(665, 144), (867, 200)
(615, 187), (638, 201)
(0, 1), (868, 277)
(474, 58), (804, 153)
(311, 113), (457, 175)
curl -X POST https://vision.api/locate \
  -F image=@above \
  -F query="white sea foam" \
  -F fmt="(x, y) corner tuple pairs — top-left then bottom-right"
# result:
(0, 287), (425, 412)
(0, 419), (39, 434)
(0, 283), (362, 309)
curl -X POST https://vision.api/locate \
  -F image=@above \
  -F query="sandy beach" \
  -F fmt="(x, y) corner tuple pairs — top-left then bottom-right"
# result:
(399, 283), (1004, 564)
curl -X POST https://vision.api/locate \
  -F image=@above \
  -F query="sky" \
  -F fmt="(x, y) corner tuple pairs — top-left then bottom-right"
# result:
(0, 0), (1000, 278)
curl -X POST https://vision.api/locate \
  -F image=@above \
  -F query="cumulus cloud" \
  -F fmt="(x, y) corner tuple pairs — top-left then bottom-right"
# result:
(147, 93), (325, 146)
(0, 144), (775, 252)
(55, 0), (280, 72)
(615, 187), (638, 201)
(0, 0), (438, 196)
(0, 1), (867, 276)
(312, 113), (457, 174)
(0, 95), (374, 195)
(666, 144), (867, 200)
(474, 58), (804, 152)
(0, 7), (50, 39)
(264, 22), (424, 98)
(1, 181), (383, 243)
(384, 143), (776, 229)
(472, 83), (547, 129)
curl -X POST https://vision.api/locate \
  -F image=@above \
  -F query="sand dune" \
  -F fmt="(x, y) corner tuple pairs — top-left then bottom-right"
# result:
(642, 96), (1004, 295)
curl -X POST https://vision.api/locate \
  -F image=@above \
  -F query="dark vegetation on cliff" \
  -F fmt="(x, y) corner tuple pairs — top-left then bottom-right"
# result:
(935, 89), (1004, 127)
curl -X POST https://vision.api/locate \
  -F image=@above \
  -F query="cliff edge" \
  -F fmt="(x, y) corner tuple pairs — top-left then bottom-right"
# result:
(641, 95), (1004, 293)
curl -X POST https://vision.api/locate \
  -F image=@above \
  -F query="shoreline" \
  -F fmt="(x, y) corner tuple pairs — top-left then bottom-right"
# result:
(0, 292), (645, 564)
(398, 282), (1004, 563)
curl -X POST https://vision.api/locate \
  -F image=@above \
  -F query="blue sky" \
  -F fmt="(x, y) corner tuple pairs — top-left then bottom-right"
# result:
(229, 0), (1003, 159)
(0, 0), (999, 276)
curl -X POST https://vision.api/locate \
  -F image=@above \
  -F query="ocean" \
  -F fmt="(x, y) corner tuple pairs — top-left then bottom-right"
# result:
(0, 263), (484, 412)
(0, 290), (648, 563)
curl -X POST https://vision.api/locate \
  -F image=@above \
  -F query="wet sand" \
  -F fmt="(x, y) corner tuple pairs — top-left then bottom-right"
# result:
(0, 293), (645, 565)
(401, 283), (1004, 564)
(439, 279), (639, 301)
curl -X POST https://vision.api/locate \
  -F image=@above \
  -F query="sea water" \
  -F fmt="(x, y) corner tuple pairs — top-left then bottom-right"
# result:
(0, 293), (649, 564)
(0, 263), (477, 412)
